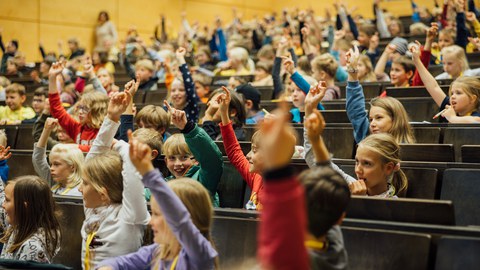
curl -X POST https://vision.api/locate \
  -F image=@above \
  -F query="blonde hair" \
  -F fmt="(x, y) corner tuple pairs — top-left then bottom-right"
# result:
(135, 59), (155, 72)
(370, 97), (416, 143)
(79, 91), (109, 129)
(49, 144), (84, 189)
(0, 130), (6, 147)
(229, 47), (251, 72)
(152, 178), (217, 266)
(312, 54), (338, 78)
(359, 133), (408, 197)
(0, 76), (11, 88)
(82, 151), (123, 204)
(358, 54), (377, 82)
(449, 77), (480, 113)
(162, 134), (192, 157)
(133, 128), (163, 154)
(441, 45), (469, 72)
(5, 83), (26, 96)
(135, 105), (171, 133)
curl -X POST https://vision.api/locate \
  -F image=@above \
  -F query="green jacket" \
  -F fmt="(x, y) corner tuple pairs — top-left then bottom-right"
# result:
(146, 124), (223, 207)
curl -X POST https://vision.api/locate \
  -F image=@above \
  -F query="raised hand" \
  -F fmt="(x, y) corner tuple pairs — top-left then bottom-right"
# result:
(176, 47), (187, 64)
(468, 37), (480, 50)
(164, 100), (188, 130)
(304, 109), (326, 142)
(83, 55), (95, 77)
(128, 130), (154, 176)
(454, 0), (465, 12)
(301, 24), (310, 38)
(466, 11), (478, 22)
(346, 45), (360, 70)
(281, 55), (296, 74)
(259, 101), (296, 171)
(48, 62), (64, 79)
(305, 81), (326, 116)
(409, 40), (422, 61)
(217, 86), (231, 120)
(42, 98), (51, 115)
(0, 145), (11, 161)
(426, 22), (438, 41)
(44, 117), (59, 131)
(108, 92), (132, 122)
(124, 77), (140, 98)
(349, 180), (367, 195)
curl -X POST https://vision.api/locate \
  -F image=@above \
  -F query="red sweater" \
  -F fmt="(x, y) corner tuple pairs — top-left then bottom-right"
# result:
(259, 168), (309, 270)
(219, 121), (264, 209)
(49, 93), (98, 152)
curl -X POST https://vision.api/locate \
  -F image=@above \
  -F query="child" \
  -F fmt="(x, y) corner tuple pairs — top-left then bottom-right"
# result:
(0, 131), (9, 182)
(0, 83), (36, 125)
(33, 118), (84, 196)
(310, 54), (341, 100)
(97, 132), (218, 270)
(135, 104), (171, 140)
(193, 73), (212, 104)
(22, 87), (47, 124)
(201, 87), (246, 140)
(48, 62), (109, 152)
(96, 68), (119, 96)
(345, 46), (416, 144)
(163, 102), (223, 207)
(80, 91), (150, 269)
(236, 83), (265, 124)
(357, 54), (378, 82)
(0, 76), (10, 102)
(167, 47), (200, 123)
(435, 45), (480, 79)
(214, 47), (252, 76)
(0, 176), (61, 262)
(411, 45), (480, 123)
(374, 41), (416, 87)
(0, 35), (18, 74)
(251, 61), (273, 87)
(304, 88), (408, 198)
(125, 58), (158, 91)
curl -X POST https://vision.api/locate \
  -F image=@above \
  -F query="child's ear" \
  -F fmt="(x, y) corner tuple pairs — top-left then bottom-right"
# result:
(407, 70), (414, 80)
(384, 161), (395, 175)
(151, 149), (159, 160)
(99, 188), (111, 205)
(245, 100), (253, 110)
(20, 95), (26, 104)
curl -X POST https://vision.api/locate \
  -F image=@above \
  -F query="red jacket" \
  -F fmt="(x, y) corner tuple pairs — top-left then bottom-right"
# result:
(49, 93), (98, 152)
(259, 168), (309, 270)
(219, 121), (264, 209)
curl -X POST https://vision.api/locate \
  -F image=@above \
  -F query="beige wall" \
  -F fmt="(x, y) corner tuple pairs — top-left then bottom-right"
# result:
(1, 0), (479, 62)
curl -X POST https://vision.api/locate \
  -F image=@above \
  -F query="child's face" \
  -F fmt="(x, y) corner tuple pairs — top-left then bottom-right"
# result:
(195, 52), (208, 65)
(32, 95), (46, 114)
(449, 85), (477, 116)
(149, 197), (170, 244)
(6, 61), (17, 75)
(165, 154), (196, 178)
(2, 183), (15, 225)
(6, 92), (25, 111)
(170, 81), (187, 109)
(194, 82), (209, 100)
(389, 63), (410, 87)
(357, 60), (368, 79)
(97, 70), (113, 88)
(79, 177), (104, 208)
(357, 32), (370, 47)
(442, 54), (462, 78)
(75, 102), (91, 125)
(354, 146), (392, 196)
(49, 154), (74, 184)
(389, 22), (401, 36)
(56, 127), (74, 143)
(246, 143), (264, 173)
(291, 87), (306, 110)
(135, 67), (153, 83)
(369, 106), (393, 134)
(438, 33), (454, 50)
(254, 68), (268, 81)
(6, 42), (16, 54)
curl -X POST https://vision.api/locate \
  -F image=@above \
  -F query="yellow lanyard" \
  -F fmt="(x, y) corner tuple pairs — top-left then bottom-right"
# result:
(51, 184), (73, 195)
(305, 240), (327, 251)
(170, 255), (179, 270)
(84, 231), (97, 270)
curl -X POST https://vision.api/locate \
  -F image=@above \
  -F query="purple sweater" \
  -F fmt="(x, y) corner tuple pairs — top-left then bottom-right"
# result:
(97, 169), (218, 270)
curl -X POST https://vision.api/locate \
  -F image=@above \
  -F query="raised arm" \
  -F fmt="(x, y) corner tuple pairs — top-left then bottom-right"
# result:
(410, 42), (446, 106)
(32, 118), (58, 186)
(176, 47), (200, 123)
(374, 44), (396, 77)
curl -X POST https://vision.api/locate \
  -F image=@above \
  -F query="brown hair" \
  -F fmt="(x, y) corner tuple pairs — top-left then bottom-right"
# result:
(449, 77), (480, 113)
(393, 56), (416, 81)
(312, 54), (338, 78)
(163, 134), (192, 157)
(82, 150), (123, 204)
(133, 128), (163, 154)
(136, 105), (171, 133)
(358, 54), (377, 82)
(5, 83), (26, 96)
(370, 97), (416, 143)
(1, 176), (61, 258)
(78, 91), (109, 129)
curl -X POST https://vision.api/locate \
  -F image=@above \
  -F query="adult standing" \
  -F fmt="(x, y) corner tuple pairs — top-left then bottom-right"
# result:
(95, 11), (118, 53)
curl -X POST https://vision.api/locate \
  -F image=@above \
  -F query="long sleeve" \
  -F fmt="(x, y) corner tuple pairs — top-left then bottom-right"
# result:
(90, 77), (108, 95)
(124, 54), (136, 79)
(108, 21), (118, 45)
(456, 12), (469, 49)
(288, 48), (298, 66)
(347, 15), (359, 40)
(118, 114), (134, 142)
(143, 169), (218, 269)
(411, 1), (421, 23)
(217, 28), (228, 62)
(0, 36), (5, 53)
(0, 161), (8, 183)
(184, 124), (223, 201)
(290, 71), (311, 94)
(179, 63), (200, 123)
(48, 92), (81, 141)
(98, 244), (156, 270)
(74, 77), (86, 94)
(272, 57), (284, 98)
(85, 117), (119, 161)
(32, 144), (54, 186)
(39, 45), (46, 60)
(411, 48), (432, 86)
(219, 121), (263, 191)
(259, 166), (309, 270)
(346, 80), (369, 143)
(375, 4), (391, 38)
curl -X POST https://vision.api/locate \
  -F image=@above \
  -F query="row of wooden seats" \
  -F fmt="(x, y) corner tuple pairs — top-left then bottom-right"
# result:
(53, 195), (480, 270)
(7, 147), (480, 226)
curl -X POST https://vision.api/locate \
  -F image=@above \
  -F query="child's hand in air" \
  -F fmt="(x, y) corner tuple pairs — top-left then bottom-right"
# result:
(0, 145), (11, 161)
(128, 130), (154, 176)
(217, 86), (232, 124)
(164, 101), (188, 130)
(305, 81), (326, 116)
(44, 117), (59, 131)
(176, 47), (187, 64)
(281, 55), (296, 74)
(108, 92), (132, 122)
(48, 62), (64, 79)
(304, 109), (326, 143)
(409, 41), (422, 61)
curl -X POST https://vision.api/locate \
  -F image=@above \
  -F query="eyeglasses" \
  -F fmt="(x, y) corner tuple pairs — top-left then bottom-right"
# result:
(166, 155), (195, 162)
(76, 105), (90, 113)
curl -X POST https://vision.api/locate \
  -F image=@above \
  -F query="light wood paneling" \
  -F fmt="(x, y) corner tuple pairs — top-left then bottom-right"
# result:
(39, 0), (116, 27)
(0, 0), (38, 21)
(0, 19), (39, 61)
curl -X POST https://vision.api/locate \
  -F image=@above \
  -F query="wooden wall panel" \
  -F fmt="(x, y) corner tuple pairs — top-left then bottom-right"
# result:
(0, 19), (39, 61)
(39, 0), (117, 27)
(0, 0), (38, 21)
